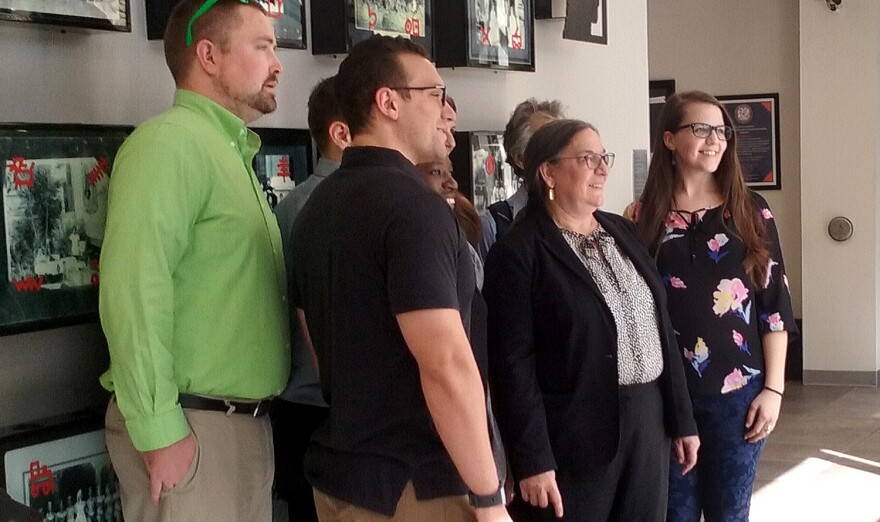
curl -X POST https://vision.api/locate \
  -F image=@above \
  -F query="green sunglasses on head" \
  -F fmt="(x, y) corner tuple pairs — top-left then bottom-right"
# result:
(186, 0), (250, 47)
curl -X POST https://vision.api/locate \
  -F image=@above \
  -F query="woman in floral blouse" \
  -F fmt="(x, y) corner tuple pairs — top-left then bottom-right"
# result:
(629, 91), (796, 522)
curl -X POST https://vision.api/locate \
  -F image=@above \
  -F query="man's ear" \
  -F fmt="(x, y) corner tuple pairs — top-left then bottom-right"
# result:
(328, 121), (352, 150)
(374, 87), (400, 122)
(512, 153), (525, 171)
(194, 39), (221, 76)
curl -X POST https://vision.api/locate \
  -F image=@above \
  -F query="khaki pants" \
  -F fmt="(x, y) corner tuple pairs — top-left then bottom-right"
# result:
(105, 398), (273, 522)
(313, 482), (473, 521)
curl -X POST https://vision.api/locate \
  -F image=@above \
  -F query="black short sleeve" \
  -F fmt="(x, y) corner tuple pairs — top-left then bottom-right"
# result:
(385, 193), (463, 314)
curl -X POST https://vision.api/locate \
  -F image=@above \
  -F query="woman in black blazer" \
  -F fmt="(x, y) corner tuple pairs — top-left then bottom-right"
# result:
(483, 120), (698, 521)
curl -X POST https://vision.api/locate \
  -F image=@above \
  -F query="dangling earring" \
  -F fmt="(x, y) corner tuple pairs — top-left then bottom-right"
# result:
(548, 187), (555, 201)
(671, 156), (677, 167)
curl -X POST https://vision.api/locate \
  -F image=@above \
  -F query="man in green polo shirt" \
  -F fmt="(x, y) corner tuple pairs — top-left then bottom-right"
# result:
(98, 1), (288, 521)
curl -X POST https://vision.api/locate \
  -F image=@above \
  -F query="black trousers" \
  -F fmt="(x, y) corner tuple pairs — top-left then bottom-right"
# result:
(509, 380), (671, 522)
(271, 400), (329, 522)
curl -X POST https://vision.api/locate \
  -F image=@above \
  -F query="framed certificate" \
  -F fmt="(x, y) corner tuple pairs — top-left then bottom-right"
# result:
(0, 0), (130, 32)
(717, 93), (782, 190)
(312, 0), (433, 57)
(435, 0), (535, 71)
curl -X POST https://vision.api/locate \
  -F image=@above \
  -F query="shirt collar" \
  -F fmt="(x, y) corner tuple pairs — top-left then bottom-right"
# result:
(509, 185), (529, 217)
(559, 223), (614, 246)
(312, 157), (341, 179)
(173, 89), (261, 161)
(340, 146), (422, 183)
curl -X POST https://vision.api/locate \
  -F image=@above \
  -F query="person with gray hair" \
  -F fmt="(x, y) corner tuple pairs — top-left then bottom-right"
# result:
(478, 98), (565, 260)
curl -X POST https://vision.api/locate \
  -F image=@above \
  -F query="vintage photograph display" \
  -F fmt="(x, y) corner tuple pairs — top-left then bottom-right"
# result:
(0, 0), (130, 31)
(145, 0), (306, 49)
(251, 128), (313, 208)
(450, 131), (519, 212)
(435, 0), (534, 71)
(0, 124), (131, 336)
(717, 93), (782, 190)
(312, 0), (433, 57)
(2, 418), (122, 521)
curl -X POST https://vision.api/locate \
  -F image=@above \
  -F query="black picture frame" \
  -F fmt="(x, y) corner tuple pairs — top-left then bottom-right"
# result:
(435, 0), (535, 71)
(534, 0), (565, 19)
(311, 0), (433, 58)
(450, 131), (520, 212)
(250, 127), (314, 208)
(0, 412), (121, 520)
(648, 79), (675, 148)
(717, 93), (782, 190)
(0, 0), (131, 32)
(0, 124), (132, 337)
(145, 0), (306, 50)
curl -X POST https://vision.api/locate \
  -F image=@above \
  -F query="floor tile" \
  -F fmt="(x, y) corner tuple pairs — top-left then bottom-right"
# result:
(750, 382), (880, 522)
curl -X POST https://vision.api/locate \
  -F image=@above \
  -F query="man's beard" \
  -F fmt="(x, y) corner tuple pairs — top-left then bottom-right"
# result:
(244, 90), (277, 115)
(221, 76), (278, 117)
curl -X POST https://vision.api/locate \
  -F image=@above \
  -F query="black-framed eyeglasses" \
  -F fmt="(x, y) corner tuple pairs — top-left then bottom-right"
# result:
(429, 168), (454, 177)
(388, 85), (447, 106)
(676, 123), (734, 141)
(552, 152), (615, 170)
(186, 0), (249, 47)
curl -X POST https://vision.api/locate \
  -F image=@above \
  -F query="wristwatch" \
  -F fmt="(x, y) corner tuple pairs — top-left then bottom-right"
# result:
(467, 482), (506, 508)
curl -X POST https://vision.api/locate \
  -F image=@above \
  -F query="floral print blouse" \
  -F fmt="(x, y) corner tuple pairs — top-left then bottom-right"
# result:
(633, 193), (797, 396)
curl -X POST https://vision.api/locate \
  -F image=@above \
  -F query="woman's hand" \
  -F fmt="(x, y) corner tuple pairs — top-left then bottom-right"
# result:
(519, 470), (564, 518)
(744, 389), (782, 443)
(673, 435), (700, 475)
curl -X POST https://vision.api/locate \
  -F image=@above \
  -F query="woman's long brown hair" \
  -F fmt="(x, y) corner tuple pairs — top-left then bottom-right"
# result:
(636, 91), (770, 287)
(453, 191), (482, 248)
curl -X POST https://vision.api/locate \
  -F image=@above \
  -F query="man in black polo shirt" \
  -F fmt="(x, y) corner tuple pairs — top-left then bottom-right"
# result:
(288, 36), (511, 522)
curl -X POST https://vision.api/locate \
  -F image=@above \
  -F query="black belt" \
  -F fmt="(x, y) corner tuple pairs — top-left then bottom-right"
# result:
(178, 393), (271, 417)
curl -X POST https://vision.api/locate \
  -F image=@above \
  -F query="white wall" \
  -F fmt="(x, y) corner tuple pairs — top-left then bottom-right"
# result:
(646, 0), (802, 317)
(799, 0), (880, 382)
(0, 0), (650, 425)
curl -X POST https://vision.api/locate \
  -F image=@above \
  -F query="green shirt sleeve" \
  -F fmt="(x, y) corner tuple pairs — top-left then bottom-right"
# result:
(99, 123), (207, 451)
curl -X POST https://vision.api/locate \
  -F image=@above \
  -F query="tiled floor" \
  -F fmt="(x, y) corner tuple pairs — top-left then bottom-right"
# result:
(750, 383), (880, 521)
(273, 383), (880, 521)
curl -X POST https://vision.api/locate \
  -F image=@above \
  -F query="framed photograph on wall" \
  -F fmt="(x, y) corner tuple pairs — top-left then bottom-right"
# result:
(717, 93), (782, 190)
(0, 124), (132, 337)
(1, 416), (121, 520)
(649, 79), (675, 147)
(312, 0), (432, 57)
(0, 0), (130, 32)
(251, 128), (313, 208)
(435, 0), (535, 71)
(450, 131), (519, 212)
(146, 0), (306, 49)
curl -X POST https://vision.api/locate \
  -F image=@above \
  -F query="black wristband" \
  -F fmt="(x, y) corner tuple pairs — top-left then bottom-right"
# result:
(467, 482), (506, 508)
(763, 385), (784, 397)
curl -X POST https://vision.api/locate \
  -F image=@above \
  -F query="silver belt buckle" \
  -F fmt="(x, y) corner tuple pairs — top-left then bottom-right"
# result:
(223, 400), (236, 416)
(253, 401), (263, 417)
